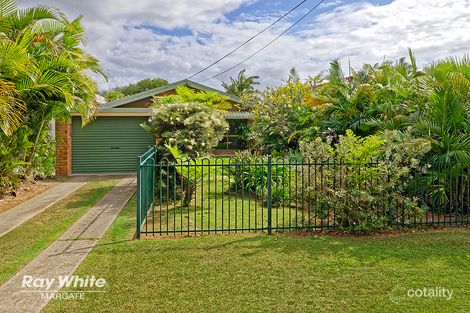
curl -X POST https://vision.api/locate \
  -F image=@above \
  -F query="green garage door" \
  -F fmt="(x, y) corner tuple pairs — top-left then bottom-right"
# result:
(72, 116), (154, 173)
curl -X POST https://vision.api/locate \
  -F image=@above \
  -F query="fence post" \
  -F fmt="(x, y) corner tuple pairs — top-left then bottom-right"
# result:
(267, 155), (273, 235)
(136, 155), (142, 239)
(387, 170), (393, 227)
(152, 146), (157, 207)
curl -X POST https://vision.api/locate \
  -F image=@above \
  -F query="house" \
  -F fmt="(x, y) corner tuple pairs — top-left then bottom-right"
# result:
(55, 79), (249, 176)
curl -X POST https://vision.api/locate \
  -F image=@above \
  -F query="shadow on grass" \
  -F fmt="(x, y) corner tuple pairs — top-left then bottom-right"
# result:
(136, 229), (470, 269)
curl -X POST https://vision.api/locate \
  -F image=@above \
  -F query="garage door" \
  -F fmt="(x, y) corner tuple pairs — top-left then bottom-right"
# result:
(72, 116), (154, 173)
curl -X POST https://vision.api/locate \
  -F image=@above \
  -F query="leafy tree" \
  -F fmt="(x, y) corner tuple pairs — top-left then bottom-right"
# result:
(222, 69), (260, 98)
(105, 90), (124, 102)
(105, 78), (168, 101)
(155, 86), (231, 110)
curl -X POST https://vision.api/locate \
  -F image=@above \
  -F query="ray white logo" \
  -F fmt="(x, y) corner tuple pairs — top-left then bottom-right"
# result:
(21, 275), (106, 290)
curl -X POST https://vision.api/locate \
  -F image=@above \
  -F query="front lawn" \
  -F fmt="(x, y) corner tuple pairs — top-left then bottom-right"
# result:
(45, 196), (470, 313)
(0, 178), (118, 285)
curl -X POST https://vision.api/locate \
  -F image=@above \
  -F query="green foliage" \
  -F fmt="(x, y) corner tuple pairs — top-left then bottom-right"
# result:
(105, 90), (124, 102)
(227, 151), (290, 205)
(143, 102), (228, 157)
(0, 0), (103, 195)
(155, 86), (232, 110)
(312, 57), (424, 136)
(413, 56), (470, 166)
(165, 144), (216, 206)
(0, 130), (30, 193)
(300, 130), (430, 232)
(105, 78), (168, 100)
(221, 69), (260, 99)
(249, 78), (318, 154)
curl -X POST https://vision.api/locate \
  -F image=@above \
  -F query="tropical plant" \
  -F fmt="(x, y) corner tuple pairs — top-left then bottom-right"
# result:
(312, 50), (424, 136)
(249, 78), (317, 154)
(411, 56), (470, 213)
(0, 0), (104, 195)
(413, 55), (470, 165)
(222, 69), (260, 98)
(227, 151), (290, 205)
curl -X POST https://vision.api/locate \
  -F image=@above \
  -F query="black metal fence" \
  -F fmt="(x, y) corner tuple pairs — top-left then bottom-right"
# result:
(137, 151), (469, 237)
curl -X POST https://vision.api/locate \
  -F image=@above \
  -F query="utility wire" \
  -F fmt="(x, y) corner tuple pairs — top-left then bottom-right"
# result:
(186, 0), (310, 80)
(200, 0), (326, 82)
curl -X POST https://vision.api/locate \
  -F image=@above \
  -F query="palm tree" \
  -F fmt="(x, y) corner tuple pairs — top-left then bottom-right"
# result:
(361, 50), (426, 132)
(414, 55), (470, 165)
(313, 51), (426, 136)
(222, 69), (260, 98)
(312, 60), (377, 136)
(0, 0), (105, 182)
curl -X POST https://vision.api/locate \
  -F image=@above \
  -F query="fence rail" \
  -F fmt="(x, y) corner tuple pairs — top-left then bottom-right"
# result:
(137, 147), (470, 238)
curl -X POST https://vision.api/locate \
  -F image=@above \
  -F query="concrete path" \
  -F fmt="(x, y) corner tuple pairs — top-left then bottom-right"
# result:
(0, 177), (89, 237)
(0, 177), (136, 313)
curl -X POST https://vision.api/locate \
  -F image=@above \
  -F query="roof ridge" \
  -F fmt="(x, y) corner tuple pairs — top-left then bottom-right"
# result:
(101, 79), (240, 109)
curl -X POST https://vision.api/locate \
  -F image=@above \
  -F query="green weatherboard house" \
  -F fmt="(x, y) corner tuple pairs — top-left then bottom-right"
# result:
(55, 80), (249, 175)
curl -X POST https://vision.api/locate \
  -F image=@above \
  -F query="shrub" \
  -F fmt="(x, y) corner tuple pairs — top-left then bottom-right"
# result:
(142, 102), (228, 157)
(227, 151), (291, 205)
(249, 80), (318, 154)
(299, 130), (430, 232)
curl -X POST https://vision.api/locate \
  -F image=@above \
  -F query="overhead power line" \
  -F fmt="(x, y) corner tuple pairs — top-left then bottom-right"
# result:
(200, 0), (326, 83)
(185, 0), (310, 80)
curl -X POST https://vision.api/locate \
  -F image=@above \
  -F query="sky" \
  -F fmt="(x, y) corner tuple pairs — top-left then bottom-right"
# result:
(20, 0), (470, 91)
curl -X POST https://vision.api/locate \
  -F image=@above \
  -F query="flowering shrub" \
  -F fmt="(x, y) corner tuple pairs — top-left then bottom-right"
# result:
(142, 102), (228, 157)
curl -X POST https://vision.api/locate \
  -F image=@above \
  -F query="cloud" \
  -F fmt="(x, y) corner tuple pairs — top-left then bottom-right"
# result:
(20, 0), (470, 91)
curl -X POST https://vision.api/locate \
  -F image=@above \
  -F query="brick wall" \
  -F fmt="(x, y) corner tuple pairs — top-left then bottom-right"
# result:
(55, 120), (72, 176)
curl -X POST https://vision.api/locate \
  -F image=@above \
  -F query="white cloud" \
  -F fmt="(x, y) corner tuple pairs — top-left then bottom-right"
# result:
(20, 0), (470, 91)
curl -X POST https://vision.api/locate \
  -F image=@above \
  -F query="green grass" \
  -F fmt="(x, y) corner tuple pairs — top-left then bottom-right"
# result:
(45, 195), (470, 313)
(150, 171), (321, 236)
(0, 178), (118, 285)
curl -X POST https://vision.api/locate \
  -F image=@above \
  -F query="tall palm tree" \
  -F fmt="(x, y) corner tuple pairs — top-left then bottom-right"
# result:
(222, 69), (260, 98)
(411, 55), (470, 213)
